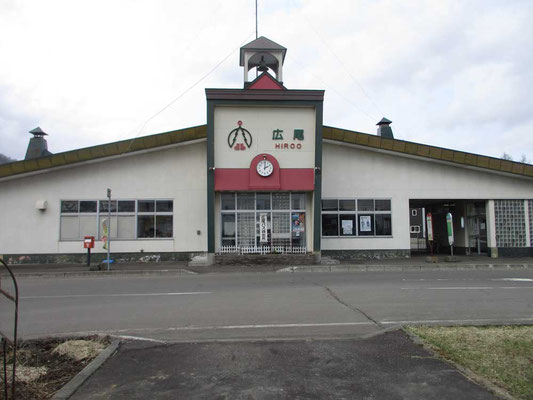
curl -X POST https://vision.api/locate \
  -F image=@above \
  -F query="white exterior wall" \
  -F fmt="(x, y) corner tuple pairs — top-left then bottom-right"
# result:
(0, 142), (207, 255)
(214, 106), (315, 169)
(321, 142), (533, 251)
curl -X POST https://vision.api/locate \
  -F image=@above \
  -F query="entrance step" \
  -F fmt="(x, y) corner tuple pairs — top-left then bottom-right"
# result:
(320, 256), (340, 265)
(215, 253), (315, 266)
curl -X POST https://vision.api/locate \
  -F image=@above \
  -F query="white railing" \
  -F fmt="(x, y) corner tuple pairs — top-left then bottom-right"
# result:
(217, 246), (307, 255)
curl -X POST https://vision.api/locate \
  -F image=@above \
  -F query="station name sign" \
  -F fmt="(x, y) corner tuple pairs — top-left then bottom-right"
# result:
(272, 128), (304, 150)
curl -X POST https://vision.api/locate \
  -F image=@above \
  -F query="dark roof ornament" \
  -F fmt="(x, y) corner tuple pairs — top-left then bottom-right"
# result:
(376, 118), (394, 139)
(29, 127), (48, 137)
(25, 126), (52, 160)
(376, 118), (392, 126)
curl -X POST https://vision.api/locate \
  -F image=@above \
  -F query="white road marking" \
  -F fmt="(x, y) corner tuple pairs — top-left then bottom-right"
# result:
(381, 317), (533, 325)
(401, 286), (533, 290)
(161, 322), (374, 331)
(21, 291), (212, 299)
(33, 317), (533, 339)
(114, 335), (167, 343)
(492, 278), (533, 282)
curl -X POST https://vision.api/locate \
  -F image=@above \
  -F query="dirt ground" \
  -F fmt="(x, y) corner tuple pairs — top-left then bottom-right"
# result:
(2, 336), (109, 399)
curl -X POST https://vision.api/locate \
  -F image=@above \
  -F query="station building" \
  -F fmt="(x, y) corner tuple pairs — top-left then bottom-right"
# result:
(1, 37), (532, 265)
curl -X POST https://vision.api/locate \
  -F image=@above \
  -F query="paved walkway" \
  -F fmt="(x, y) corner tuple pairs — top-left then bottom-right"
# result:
(71, 330), (497, 400)
(2, 254), (531, 279)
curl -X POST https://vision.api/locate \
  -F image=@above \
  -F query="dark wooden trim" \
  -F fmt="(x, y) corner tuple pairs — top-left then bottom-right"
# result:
(205, 88), (324, 102)
(207, 100), (215, 253)
(314, 102), (323, 252)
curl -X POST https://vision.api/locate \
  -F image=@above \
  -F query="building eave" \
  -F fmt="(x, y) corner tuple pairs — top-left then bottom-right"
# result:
(0, 125), (207, 181)
(3, 123), (530, 181)
(323, 126), (533, 179)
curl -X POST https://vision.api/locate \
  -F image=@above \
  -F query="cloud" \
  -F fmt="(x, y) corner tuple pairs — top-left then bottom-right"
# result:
(0, 0), (531, 161)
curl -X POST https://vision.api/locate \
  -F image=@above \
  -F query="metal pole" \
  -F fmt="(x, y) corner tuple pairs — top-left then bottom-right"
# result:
(107, 188), (111, 271)
(3, 339), (7, 400)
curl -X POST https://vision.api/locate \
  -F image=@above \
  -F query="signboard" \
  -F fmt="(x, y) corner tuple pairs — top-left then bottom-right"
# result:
(259, 213), (268, 243)
(342, 219), (353, 235)
(214, 106), (316, 169)
(426, 213), (433, 241)
(359, 216), (371, 232)
(292, 213), (305, 237)
(102, 219), (109, 250)
(446, 213), (454, 246)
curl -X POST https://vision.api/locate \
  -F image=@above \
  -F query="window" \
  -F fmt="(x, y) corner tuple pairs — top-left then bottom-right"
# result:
(322, 198), (392, 237)
(221, 214), (236, 246)
(376, 214), (392, 235)
(339, 199), (355, 211)
(60, 200), (97, 240)
(339, 214), (356, 236)
(221, 193), (235, 210)
(358, 214), (374, 236)
(322, 214), (338, 236)
(221, 192), (306, 248)
(137, 200), (173, 238)
(60, 199), (173, 240)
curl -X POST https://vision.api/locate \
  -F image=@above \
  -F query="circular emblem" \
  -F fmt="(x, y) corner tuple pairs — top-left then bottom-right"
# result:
(257, 159), (274, 177)
(228, 121), (252, 151)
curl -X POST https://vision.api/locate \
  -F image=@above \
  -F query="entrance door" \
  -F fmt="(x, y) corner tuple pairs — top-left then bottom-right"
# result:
(468, 216), (487, 254)
(220, 192), (307, 253)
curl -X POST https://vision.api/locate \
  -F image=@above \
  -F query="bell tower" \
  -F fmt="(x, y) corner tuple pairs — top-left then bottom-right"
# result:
(206, 37), (324, 265)
(240, 36), (287, 84)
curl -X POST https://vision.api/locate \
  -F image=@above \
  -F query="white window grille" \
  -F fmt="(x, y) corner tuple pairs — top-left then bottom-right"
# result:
(217, 246), (307, 255)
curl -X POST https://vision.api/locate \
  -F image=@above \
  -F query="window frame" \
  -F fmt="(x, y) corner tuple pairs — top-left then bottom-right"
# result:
(59, 199), (173, 241)
(321, 197), (392, 238)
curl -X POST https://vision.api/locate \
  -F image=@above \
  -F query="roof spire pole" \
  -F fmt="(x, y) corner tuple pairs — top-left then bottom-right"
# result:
(255, 0), (258, 77)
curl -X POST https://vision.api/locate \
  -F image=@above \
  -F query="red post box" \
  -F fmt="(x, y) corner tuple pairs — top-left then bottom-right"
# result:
(83, 236), (95, 266)
(83, 236), (95, 249)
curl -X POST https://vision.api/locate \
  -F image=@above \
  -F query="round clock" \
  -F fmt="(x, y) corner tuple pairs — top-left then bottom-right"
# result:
(257, 159), (274, 177)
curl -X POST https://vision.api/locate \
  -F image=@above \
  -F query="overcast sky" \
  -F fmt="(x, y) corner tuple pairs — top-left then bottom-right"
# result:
(1, 0), (532, 162)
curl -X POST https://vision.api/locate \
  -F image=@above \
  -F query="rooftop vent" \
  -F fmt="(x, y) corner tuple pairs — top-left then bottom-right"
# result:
(376, 118), (394, 139)
(25, 126), (52, 160)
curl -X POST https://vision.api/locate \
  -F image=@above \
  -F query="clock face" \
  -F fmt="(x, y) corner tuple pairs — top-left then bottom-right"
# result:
(257, 159), (274, 177)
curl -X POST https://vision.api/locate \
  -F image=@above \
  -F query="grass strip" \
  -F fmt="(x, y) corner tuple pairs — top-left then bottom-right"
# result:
(406, 325), (533, 400)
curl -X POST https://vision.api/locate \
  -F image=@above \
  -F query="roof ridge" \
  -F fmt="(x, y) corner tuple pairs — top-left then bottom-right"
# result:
(322, 126), (533, 178)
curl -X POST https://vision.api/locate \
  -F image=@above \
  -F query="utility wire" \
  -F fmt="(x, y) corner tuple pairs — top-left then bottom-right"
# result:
(126, 31), (255, 151)
(293, 0), (385, 118)
(287, 53), (378, 124)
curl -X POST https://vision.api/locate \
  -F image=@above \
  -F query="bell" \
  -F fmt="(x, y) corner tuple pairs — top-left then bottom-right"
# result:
(257, 56), (268, 72)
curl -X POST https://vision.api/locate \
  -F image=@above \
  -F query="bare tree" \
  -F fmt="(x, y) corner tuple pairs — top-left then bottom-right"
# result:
(519, 154), (531, 164)
(501, 153), (531, 164)
(0, 153), (16, 164)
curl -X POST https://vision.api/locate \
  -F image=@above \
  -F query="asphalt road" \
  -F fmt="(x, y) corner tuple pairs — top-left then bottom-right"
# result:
(2, 269), (533, 341)
(72, 331), (496, 400)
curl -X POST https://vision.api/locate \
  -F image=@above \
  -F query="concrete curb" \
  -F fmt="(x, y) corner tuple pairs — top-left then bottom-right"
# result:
(402, 328), (515, 400)
(51, 339), (120, 400)
(2, 263), (532, 279)
(2, 269), (197, 279)
(277, 264), (533, 273)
